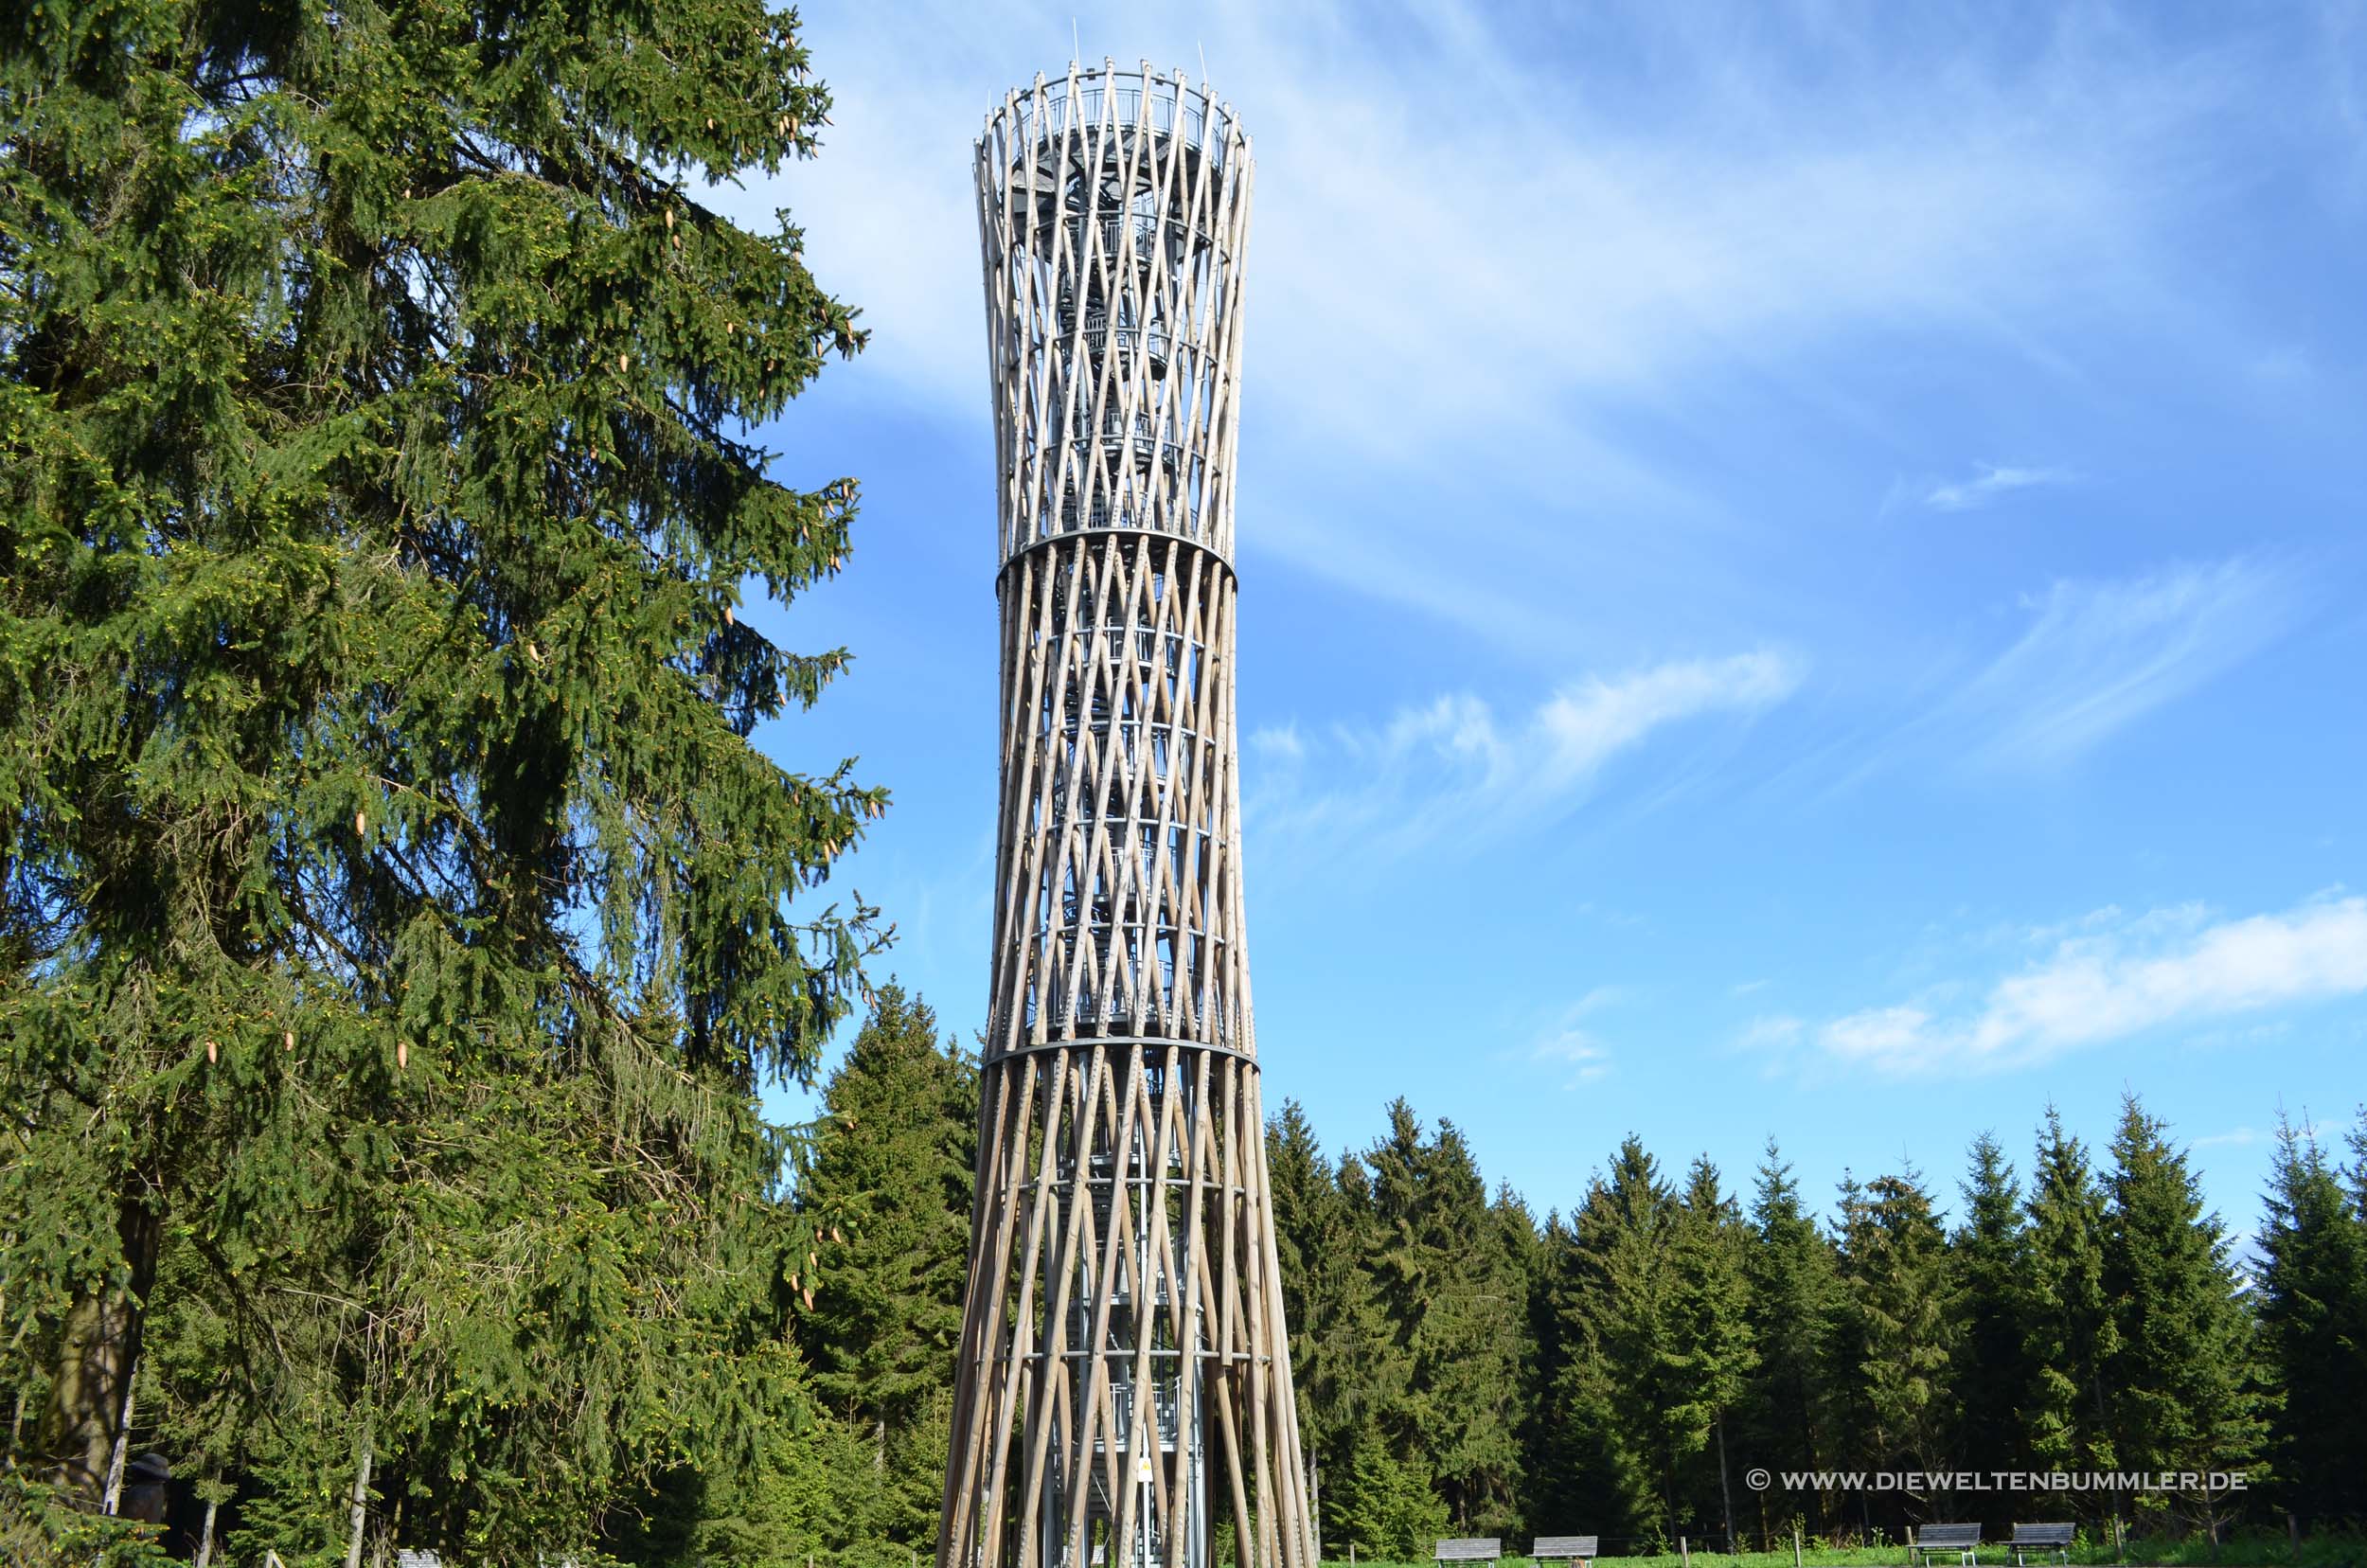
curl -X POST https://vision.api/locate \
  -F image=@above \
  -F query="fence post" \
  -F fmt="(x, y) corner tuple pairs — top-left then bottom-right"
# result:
(1793, 1526), (1804, 1568)
(1682, 1536), (1690, 1568)
(2287, 1514), (2300, 1558)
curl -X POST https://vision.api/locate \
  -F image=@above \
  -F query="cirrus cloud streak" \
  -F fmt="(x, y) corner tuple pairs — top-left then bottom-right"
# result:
(1800, 896), (2367, 1077)
(1248, 650), (1802, 868)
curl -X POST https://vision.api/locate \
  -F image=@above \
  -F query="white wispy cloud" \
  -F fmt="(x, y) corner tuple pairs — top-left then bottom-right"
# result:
(1740, 1014), (1805, 1046)
(1247, 650), (1803, 864)
(1808, 895), (2367, 1077)
(1248, 724), (1306, 761)
(1817, 556), (2311, 784)
(1532, 988), (1628, 1086)
(1568, 985), (1628, 1017)
(1733, 1013), (1806, 1074)
(1921, 464), (2079, 512)
(1534, 1029), (1614, 1087)
(731, 1), (2298, 655)
(1952, 558), (2301, 768)
(769, 3), (2243, 428)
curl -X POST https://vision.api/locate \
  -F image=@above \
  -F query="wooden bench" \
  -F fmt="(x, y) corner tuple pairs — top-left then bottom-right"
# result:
(1433, 1541), (1502, 1565)
(1913, 1524), (1983, 1567)
(2009, 1524), (2073, 1565)
(1531, 1536), (1597, 1568)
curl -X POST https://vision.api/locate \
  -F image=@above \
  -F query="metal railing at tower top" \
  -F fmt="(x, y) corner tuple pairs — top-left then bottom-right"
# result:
(996, 62), (1243, 168)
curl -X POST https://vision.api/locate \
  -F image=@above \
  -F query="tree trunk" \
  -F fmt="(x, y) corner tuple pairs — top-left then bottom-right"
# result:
(1309, 1457), (1322, 1563)
(346, 1437), (374, 1568)
(36, 1193), (159, 1500)
(1717, 1413), (1737, 1553)
(99, 1357), (139, 1515)
(196, 1492), (221, 1568)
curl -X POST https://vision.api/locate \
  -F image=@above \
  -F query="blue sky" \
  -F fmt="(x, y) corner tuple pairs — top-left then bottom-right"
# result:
(721, 0), (2367, 1240)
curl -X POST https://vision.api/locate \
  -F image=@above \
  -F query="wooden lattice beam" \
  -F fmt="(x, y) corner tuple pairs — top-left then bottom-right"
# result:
(940, 60), (1311, 1568)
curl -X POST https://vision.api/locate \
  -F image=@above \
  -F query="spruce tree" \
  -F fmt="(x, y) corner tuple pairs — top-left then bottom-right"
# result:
(1952, 1133), (2035, 1490)
(624, 1399), (892, 1568)
(1539, 1136), (1672, 1544)
(1495, 1181), (1552, 1541)
(1835, 1167), (1957, 1520)
(1270, 1101), (1349, 1475)
(792, 986), (977, 1552)
(1740, 1140), (1842, 1539)
(1269, 1101), (1419, 1554)
(2023, 1108), (2118, 1522)
(1488, 1180), (1545, 1534)
(2351, 1114), (2367, 1221)
(2254, 1115), (2365, 1529)
(1521, 1209), (1582, 1536)
(2102, 1096), (2265, 1543)
(1361, 1103), (1526, 1533)
(2, 0), (877, 1554)
(1327, 1436), (1450, 1561)
(1664, 1157), (1756, 1551)
(1323, 1148), (1417, 1552)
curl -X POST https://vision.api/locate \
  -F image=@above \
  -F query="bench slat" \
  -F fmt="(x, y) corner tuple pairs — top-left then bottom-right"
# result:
(1532, 1539), (1598, 1559)
(1433, 1540), (1503, 1562)
(2011, 1525), (2074, 1544)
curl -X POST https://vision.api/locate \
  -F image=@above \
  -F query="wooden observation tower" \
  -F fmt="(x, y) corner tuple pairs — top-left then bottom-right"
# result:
(939, 59), (1314, 1568)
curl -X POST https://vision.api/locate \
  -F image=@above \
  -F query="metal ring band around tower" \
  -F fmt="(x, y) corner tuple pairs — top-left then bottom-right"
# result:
(995, 526), (1237, 587)
(983, 1033), (1258, 1069)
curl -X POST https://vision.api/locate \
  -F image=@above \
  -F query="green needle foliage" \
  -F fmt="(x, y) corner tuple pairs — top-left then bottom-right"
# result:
(1, 0), (881, 1556)
(1833, 1167), (1957, 1500)
(1949, 1134), (2035, 1484)
(2256, 1114), (2367, 1528)
(1738, 1141), (1842, 1539)
(2253, 1117), (2367, 1534)
(792, 984), (977, 1550)
(1272, 1093), (2360, 1557)
(2022, 1109), (2119, 1499)
(1363, 1102), (1529, 1534)
(1664, 1158), (1754, 1552)
(2103, 1098), (2266, 1542)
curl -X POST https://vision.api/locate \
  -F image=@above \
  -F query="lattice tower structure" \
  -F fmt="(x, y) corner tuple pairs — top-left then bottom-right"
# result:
(939, 61), (1313, 1568)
